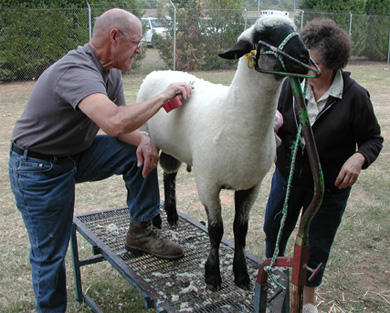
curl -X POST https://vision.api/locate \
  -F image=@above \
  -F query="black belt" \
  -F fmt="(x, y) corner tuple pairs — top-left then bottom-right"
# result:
(11, 143), (70, 161)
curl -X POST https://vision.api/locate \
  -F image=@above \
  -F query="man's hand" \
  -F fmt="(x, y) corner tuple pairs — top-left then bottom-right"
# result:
(162, 82), (194, 102)
(334, 152), (365, 189)
(136, 132), (159, 178)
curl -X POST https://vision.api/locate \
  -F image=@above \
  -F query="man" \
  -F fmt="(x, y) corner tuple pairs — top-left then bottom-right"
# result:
(9, 8), (193, 312)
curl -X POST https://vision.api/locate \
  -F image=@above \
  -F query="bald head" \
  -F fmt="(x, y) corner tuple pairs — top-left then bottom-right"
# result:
(92, 8), (140, 38)
(89, 8), (143, 70)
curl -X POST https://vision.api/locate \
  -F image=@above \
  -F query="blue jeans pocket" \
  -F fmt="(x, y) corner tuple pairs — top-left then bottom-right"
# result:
(9, 152), (76, 215)
(17, 158), (53, 173)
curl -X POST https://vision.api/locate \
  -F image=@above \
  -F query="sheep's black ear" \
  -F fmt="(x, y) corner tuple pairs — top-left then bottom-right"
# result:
(218, 40), (253, 60)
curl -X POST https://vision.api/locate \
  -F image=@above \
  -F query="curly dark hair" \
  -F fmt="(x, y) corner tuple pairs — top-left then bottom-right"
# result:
(300, 18), (351, 71)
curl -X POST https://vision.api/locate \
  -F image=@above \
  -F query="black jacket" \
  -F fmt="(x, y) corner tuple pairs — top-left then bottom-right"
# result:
(276, 71), (383, 193)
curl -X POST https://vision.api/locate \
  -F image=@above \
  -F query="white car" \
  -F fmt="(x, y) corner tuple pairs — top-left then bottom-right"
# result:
(141, 17), (168, 48)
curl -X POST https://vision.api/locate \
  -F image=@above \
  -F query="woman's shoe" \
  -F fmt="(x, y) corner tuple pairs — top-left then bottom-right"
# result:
(303, 303), (318, 313)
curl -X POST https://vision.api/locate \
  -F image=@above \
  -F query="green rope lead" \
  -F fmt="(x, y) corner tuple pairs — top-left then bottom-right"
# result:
(264, 122), (302, 290)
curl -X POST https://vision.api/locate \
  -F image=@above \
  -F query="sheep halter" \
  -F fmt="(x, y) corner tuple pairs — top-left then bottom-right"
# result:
(245, 32), (321, 79)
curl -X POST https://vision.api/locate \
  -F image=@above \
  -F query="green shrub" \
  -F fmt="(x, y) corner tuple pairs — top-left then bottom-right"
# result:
(0, 9), (89, 81)
(0, 1), (146, 82)
(156, 8), (244, 71)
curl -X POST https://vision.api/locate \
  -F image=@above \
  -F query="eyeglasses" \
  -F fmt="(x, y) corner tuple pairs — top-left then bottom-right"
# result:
(118, 30), (144, 48)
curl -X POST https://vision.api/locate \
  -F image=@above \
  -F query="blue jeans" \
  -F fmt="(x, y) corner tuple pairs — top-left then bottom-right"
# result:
(8, 135), (160, 312)
(263, 168), (350, 287)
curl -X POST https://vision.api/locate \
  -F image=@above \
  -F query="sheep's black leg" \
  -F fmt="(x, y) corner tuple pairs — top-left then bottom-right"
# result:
(233, 185), (260, 290)
(163, 171), (179, 226)
(196, 180), (224, 291)
(152, 213), (162, 229)
(205, 216), (224, 291)
(159, 152), (181, 227)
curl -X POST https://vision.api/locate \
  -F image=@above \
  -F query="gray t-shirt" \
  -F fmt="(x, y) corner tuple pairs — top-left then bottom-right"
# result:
(11, 43), (126, 156)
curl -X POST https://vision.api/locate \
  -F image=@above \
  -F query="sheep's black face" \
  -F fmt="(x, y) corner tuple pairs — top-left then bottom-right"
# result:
(219, 17), (312, 79)
(255, 24), (310, 77)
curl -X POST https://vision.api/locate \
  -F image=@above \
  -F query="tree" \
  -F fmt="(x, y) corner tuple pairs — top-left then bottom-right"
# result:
(0, 1), (87, 9)
(0, 5), (89, 80)
(156, 0), (246, 70)
(0, 0), (145, 81)
(200, 0), (246, 69)
(364, 0), (390, 60)
(365, 0), (390, 14)
(299, 0), (366, 13)
(297, 0), (378, 60)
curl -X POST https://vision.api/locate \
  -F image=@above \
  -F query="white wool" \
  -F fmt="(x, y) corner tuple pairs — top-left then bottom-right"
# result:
(136, 14), (295, 221)
(138, 64), (278, 193)
(179, 302), (191, 312)
(255, 14), (296, 32)
(179, 281), (198, 294)
(171, 294), (179, 302)
(106, 223), (119, 235)
(238, 15), (296, 45)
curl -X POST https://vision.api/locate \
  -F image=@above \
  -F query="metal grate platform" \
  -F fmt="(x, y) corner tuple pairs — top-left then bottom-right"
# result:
(71, 206), (265, 312)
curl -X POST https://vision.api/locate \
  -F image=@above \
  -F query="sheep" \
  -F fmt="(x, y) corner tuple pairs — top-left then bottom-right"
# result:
(136, 14), (310, 292)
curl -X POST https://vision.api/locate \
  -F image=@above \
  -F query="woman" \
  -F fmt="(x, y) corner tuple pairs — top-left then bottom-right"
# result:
(263, 18), (383, 312)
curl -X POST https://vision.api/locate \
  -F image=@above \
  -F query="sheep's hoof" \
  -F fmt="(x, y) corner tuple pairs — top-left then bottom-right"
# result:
(152, 214), (162, 229)
(205, 271), (222, 292)
(164, 206), (179, 227)
(234, 279), (251, 291)
(234, 272), (251, 291)
(206, 282), (222, 292)
(166, 212), (179, 227)
(167, 218), (178, 228)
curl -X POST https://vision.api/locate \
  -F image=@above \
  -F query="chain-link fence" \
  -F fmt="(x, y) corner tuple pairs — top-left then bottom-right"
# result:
(294, 10), (390, 63)
(0, 7), (145, 81)
(1, 6), (390, 82)
(1, 8), (89, 81)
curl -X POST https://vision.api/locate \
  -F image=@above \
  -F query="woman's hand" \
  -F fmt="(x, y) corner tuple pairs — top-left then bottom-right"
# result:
(334, 152), (365, 189)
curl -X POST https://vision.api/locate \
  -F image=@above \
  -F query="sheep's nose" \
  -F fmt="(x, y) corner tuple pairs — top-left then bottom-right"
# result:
(298, 50), (310, 63)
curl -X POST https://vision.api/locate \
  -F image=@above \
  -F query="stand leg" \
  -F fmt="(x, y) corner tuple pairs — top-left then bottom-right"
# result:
(291, 284), (303, 313)
(70, 223), (83, 303)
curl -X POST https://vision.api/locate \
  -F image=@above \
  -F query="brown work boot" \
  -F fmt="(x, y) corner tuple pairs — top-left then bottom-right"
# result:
(125, 221), (184, 260)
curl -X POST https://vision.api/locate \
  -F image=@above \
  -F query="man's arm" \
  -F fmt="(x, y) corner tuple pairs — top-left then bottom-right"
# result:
(78, 82), (193, 177)
(78, 92), (165, 137)
(78, 82), (193, 137)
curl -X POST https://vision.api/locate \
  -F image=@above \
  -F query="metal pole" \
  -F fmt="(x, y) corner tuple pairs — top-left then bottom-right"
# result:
(242, 7), (248, 30)
(168, 0), (176, 71)
(289, 77), (324, 313)
(387, 15), (390, 64)
(295, 10), (304, 29)
(86, 1), (92, 41)
(349, 12), (353, 39)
